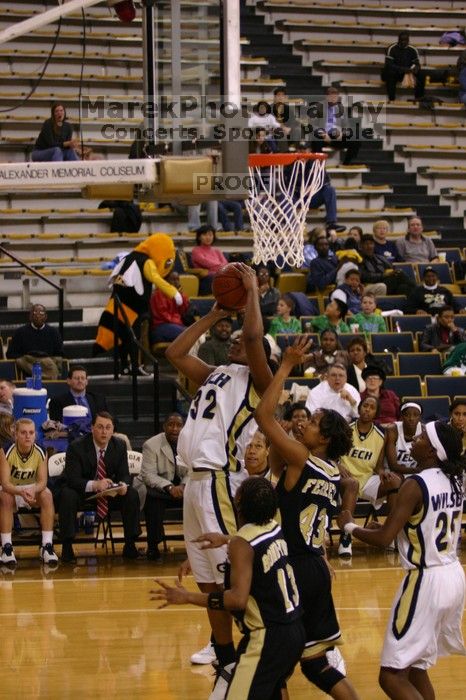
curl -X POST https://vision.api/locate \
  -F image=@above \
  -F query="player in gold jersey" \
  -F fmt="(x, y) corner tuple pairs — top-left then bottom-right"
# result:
(0, 418), (58, 566)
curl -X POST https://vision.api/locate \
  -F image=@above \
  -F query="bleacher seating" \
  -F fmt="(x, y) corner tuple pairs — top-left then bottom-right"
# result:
(398, 353), (442, 378)
(384, 375), (422, 398)
(402, 396), (451, 422)
(370, 332), (415, 354)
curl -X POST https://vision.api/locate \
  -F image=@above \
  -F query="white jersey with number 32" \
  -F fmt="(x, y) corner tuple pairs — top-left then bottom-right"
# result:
(177, 363), (260, 473)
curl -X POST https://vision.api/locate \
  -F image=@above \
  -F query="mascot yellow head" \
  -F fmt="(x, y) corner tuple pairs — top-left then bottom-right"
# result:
(135, 233), (175, 278)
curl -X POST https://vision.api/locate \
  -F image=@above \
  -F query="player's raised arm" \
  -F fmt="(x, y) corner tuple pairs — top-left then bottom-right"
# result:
(165, 303), (230, 386)
(254, 337), (311, 474)
(235, 263), (273, 396)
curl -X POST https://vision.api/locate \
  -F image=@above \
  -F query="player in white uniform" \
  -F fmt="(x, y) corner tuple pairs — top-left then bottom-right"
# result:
(340, 420), (466, 699)
(165, 263), (272, 694)
(385, 401), (423, 476)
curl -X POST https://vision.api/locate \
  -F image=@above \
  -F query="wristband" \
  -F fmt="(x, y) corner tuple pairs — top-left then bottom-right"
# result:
(207, 591), (225, 610)
(344, 522), (358, 535)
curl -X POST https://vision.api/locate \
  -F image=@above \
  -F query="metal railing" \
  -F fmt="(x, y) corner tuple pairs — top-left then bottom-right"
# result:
(0, 244), (64, 338)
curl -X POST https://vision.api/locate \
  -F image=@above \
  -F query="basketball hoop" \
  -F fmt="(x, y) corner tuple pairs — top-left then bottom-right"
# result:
(246, 152), (327, 269)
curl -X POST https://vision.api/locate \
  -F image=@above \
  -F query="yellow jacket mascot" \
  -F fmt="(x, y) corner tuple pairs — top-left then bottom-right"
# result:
(93, 234), (180, 365)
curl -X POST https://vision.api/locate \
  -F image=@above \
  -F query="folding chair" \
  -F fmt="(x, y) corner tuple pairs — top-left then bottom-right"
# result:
(425, 375), (466, 398)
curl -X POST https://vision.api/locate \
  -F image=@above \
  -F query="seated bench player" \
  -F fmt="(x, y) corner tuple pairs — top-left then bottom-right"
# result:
(337, 396), (401, 557)
(0, 418), (58, 566)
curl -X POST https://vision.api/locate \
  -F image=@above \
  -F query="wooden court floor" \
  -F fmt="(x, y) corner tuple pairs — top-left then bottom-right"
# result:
(0, 540), (465, 700)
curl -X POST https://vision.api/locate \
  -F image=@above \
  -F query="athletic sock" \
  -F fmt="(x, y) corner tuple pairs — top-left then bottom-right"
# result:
(41, 531), (53, 546)
(213, 641), (236, 668)
(1, 533), (12, 547)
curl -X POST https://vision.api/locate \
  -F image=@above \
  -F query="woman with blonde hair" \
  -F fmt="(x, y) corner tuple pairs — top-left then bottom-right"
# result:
(372, 219), (400, 263)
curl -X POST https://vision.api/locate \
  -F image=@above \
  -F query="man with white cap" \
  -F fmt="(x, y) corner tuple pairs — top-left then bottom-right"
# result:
(339, 420), (466, 700)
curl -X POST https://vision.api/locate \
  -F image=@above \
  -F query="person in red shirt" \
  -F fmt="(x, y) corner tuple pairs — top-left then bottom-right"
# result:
(190, 225), (228, 294)
(150, 271), (190, 342)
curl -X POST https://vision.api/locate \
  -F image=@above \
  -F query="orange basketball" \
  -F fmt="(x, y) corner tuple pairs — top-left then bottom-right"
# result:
(212, 263), (248, 310)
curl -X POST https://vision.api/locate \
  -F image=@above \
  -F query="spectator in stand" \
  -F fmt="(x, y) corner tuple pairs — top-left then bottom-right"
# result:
(268, 294), (301, 338)
(334, 239), (363, 286)
(305, 363), (360, 421)
(49, 364), (108, 423)
(372, 219), (400, 263)
(304, 329), (348, 377)
(256, 266), (280, 317)
(443, 343), (466, 376)
(133, 413), (186, 561)
(0, 380), (14, 415)
(359, 234), (416, 296)
(346, 336), (384, 393)
(405, 266), (462, 315)
(217, 200), (245, 232)
(336, 268), (364, 315)
(311, 296), (350, 335)
(395, 216), (439, 263)
(190, 225), (228, 295)
(249, 127), (278, 155)
(351, 292), (387, 336)
(248, 100), (282, 135)
(0, 418), (59, 566)
(291, 141), (345, 232)
(310, 86), (361, 164)
(347, 226), (363, 246)
(31, 102), (79, 162)
(307, 236), (338, 291)
(361, 366), (400, 425)
(382, 31), (426, 102)
(6, 304), (64, 380)
(197, 317), (233, 366)
(420, 305), (466, 352)
(272, 87), (290, 129)
(149, 270), (190, 343)
(302, 226), (332, 267)
(449, 399), (466, 452)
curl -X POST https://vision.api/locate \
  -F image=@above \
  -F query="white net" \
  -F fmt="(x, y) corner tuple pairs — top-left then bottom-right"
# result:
(245, 154), (327, 269)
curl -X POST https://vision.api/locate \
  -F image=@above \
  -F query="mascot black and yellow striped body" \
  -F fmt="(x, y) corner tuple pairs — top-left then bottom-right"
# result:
(93, 233), (178, 354)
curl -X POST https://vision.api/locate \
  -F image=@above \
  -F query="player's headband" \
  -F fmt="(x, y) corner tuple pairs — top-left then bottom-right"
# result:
(400, 401), (422, 414)
(425, 421), (447, 463)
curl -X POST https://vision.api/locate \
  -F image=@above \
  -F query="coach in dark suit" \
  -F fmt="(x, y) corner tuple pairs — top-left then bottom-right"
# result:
(49, 364), (108, 423)
(58, 411), (140, 562)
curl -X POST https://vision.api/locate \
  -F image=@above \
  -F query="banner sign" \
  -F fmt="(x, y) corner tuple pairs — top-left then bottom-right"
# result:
(0, 159), (156, 190)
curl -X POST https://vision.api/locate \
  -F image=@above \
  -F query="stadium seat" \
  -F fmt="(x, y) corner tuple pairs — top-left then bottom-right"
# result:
(398, 352), (442, 378)
(179, 274), (199, 297)
(189, 297), (216, 316)
(338, 334), (360, 349)
(417, 263), (453, 285)
(276, 333), (319, 352)
(392, 263), (418, 284)
(392, 315), (431, 334)
(384, 375), (422, 398)
(425, 375), (466, 398)
(370, 332), (414, 354)
(376, 296), (406, 313)
(402, 396), (450, 421)
(372, 352), (395, 376)
(276, 273), (307, 294)
(438, 248), (462, 264)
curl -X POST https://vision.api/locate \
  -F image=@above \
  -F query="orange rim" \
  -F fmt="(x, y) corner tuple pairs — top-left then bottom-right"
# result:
(248, 152), (327, 167)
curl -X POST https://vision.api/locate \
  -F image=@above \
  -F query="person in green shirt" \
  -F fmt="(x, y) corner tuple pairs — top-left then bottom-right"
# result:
(351, 292), (387, 337)
(268, 294), (302, 338)
(311, 297), (350, 334)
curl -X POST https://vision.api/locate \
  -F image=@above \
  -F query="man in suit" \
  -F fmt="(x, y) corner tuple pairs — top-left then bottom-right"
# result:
(308, 86), (361, 165)
(58, 411), (140, 562)
(49, 365), (108, 423)
(133, 413), (186, 561)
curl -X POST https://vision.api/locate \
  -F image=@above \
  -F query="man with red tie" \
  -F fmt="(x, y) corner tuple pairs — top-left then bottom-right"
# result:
(58, 411), (140, 563)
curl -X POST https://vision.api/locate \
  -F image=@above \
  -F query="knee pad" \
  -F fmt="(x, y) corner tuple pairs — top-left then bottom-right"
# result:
(300, 653), (345, 694)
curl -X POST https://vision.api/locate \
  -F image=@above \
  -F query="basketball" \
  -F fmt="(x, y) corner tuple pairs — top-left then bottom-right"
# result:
(212, 263), (249, 310)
